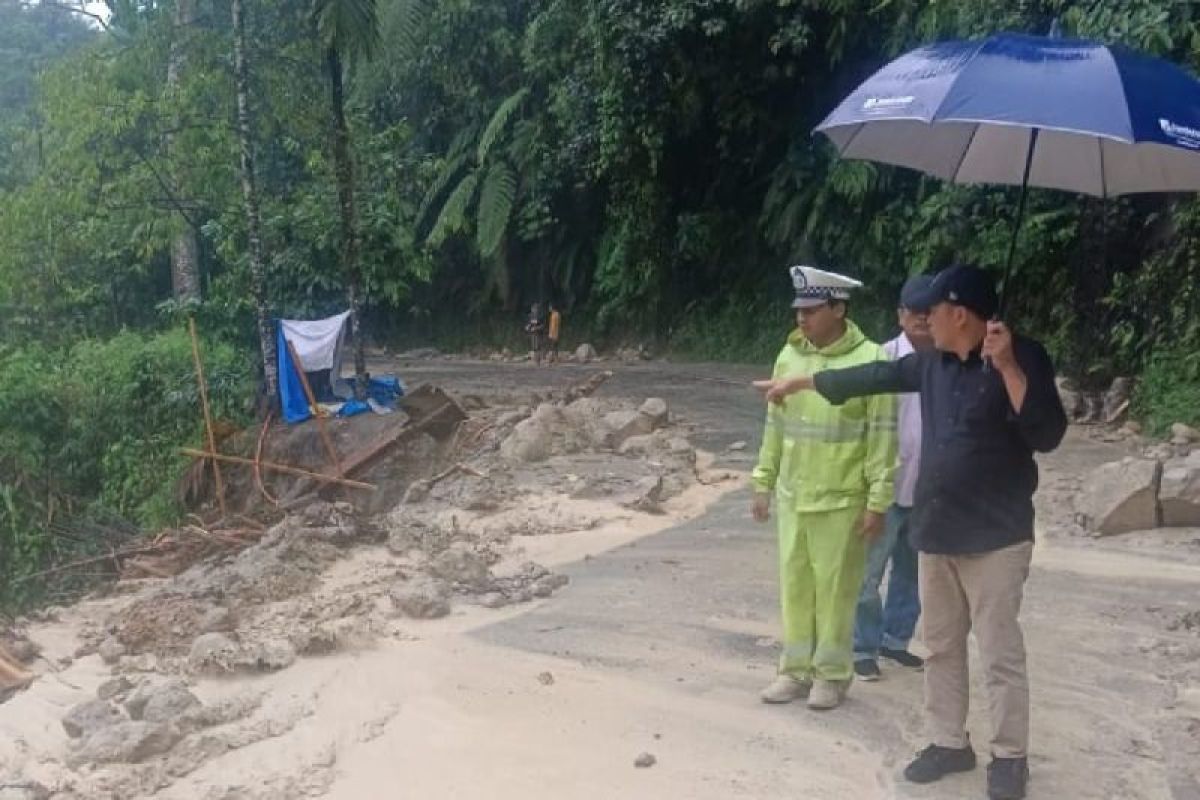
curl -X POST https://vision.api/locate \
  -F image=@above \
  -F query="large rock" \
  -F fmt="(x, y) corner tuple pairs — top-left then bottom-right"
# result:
(639, 398), (669, 429)
(390, 577), (451, 619)
(188, 633), (241, 674)
(62, 699), (124, 739)
(72, 721), (181, 765)
(1159, 453), (1200, 527)
(429, 542), (493, 590)
(574, 343), (598, 363)
(499, 418), (552, 463)
(97, 636), (127, 665)
(141, 681), (201, 723)
(603, 410), (654, 448)
(1056, 378), (1084, 421)
(1076, 458), (1162, 535)
(1170, 422), (1200, 443)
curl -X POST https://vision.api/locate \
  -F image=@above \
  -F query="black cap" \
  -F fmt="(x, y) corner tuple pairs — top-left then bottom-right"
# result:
(907, 264), (998, 319)
(899, 274), (934, 312)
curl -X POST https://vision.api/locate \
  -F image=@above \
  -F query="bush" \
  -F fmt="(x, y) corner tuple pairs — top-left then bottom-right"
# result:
(0, 328), (254, 607)
(1131, 346), (1200, 437)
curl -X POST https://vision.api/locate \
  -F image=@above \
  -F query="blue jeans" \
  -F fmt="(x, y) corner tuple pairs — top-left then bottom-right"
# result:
(853, 504), (920, 661)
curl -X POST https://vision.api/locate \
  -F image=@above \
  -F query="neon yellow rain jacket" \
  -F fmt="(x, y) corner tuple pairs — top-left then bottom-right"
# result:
(752, 321), (896, 514)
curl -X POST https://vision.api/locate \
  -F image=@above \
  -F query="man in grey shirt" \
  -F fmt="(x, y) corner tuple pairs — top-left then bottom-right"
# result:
(853, 275), (934, 681)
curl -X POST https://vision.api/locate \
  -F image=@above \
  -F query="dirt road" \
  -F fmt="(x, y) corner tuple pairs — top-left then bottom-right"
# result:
(344, 357), (1198, 800)
(4, 357), (1199, 799)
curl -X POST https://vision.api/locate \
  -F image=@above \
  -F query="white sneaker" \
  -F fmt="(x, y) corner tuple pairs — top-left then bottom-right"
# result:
(760, 674), (811, 704)
(806, 679), (849, 710)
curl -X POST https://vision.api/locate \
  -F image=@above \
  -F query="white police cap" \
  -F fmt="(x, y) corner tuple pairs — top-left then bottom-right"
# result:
(789, 265), (863, 308)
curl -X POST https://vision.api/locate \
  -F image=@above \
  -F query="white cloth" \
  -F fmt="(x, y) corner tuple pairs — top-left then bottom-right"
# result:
(884, 332), (921, 508)
(280, 311), (351, 375)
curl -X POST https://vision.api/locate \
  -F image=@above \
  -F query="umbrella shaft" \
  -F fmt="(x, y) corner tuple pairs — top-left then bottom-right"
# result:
(999, 128), (1040, 318)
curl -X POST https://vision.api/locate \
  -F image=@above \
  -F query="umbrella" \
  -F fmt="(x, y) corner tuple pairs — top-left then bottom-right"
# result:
(814, 31), (1200, 313)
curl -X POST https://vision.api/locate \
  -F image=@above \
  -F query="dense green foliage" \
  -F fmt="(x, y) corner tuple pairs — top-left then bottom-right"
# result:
(0, 329), (253, 606)
(3, 0), (1200, 602)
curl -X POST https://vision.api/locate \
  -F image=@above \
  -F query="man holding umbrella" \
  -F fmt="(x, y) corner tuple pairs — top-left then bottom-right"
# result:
(754, 265), (1066, 800)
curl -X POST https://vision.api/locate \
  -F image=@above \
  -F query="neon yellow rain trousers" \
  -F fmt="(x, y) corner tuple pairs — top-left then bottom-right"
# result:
(752, 321), (896, 682)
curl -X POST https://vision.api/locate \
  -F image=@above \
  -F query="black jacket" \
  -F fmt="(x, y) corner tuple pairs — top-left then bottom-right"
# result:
(813, 337), (1067, 554)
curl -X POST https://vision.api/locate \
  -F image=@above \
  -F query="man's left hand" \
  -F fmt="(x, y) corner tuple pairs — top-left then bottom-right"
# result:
(982, 321), (1018, 373)
(859, 510), (884, 540)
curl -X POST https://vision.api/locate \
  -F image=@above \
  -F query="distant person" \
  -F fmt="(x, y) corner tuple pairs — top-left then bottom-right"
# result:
(524, 303), (546, 365)
(547, 304), (563, 364)
(752, 265), (896, 711)
(754, 265), (1067, 800)
(853, 275), (935, 681)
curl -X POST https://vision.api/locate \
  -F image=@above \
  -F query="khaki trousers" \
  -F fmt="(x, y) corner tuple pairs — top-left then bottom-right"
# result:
(919, 540), (1033, 759)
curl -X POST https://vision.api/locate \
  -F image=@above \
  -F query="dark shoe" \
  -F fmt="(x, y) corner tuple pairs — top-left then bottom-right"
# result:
(881, 647), (924, 669)
(987, 757), (1029, 800)
(854, 659), (881, 681)
(903, 743), (977, 784)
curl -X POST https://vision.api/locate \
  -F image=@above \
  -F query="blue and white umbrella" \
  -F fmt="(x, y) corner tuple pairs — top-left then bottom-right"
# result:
(815, 32), (1200, 309)
(816, 32), (1200, 198)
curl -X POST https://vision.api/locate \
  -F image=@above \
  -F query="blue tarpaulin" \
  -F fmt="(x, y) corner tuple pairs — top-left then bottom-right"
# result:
(277, 326), (311, 424)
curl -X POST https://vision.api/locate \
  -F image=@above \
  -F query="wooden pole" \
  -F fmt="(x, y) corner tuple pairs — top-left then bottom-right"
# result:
(283, 337), (343, 476)
(188, 317), (227, 518)
(179, 448), (375, 490)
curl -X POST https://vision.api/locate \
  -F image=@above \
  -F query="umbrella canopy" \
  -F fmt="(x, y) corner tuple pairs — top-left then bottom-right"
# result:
(816, 33), (1200, 198)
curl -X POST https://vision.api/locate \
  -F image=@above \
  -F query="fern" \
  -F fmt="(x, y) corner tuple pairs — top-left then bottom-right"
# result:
(426, 172), (478, 248)
(386, 0), (434, 61)
(477, 88), (530, 165)
(476, 161), (517, 257)
(416, 151), (469, 234)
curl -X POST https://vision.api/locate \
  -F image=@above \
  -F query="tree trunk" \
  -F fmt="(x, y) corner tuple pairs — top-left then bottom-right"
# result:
(326, 45), (367, 398)
(166, 0), (201, 302)
(232, 0), (278, 406)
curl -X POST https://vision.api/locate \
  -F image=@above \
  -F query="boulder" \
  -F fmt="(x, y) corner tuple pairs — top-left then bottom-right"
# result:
(72, 721), (181, 765)
(141, 681), (201, 723)
(187, 633), (241, 674)
(245, 639), (297, 672)
(1170, 422), (1200, 443)
(574, 343), (598, 364)
(638, 398), (669, 429)
(429, 542), (493, 590)
(97, 636), (127, 665)
(603, 410), (654, 448)
(1075, 458), (1161, 535)
(499, 418), (552, 463)
(62, 699), (124, 739)
(618, 434), (664, 458)
(1159, 453), (1200, 527)
(96, 676), (135, 702)
(390, 577), (451, 619)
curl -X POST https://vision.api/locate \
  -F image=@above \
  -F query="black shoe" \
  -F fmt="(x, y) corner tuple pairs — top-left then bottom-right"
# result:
(903, 743), (977, 784)
(987, 757), (1029, 800)
(854, 659), (881, 681)
(881, 647), (924, 669)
